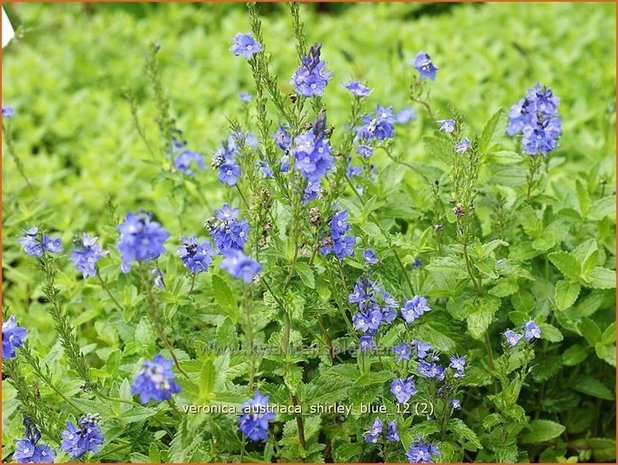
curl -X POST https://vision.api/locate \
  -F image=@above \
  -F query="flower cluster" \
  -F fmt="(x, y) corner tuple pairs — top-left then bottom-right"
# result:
(221, 249), (263, 284)
(390, 376), (417, 404)
(212, 136), (241, 186)
(407, 439), (441, 463)
(116, 212), (169, 273)
(13, 419), (55, 463)
(320, 209), (356, 259)
(401, 296), (432, 324)
(344, 80), (371, 98)
(290, 42), (332, 97)
(363, 418), (399, 443)
(168, 134), (206, 177)
(355, 105), (396, 143)
(291, 113), (334, 201)
(503, 320), (541, 347)
(18, 227), (63, 258)
(70, 234), (107, 278)
(60, 414), (104, 459)
(2, 315), (27, 359)
(411, 51), (439, 81)
(131, 354), (181, 404)
(177, 236), (215, 274)
(3, 105), (15, 118)
(349, 277), (398, 338)
(506, 83), (562, 155)
(238, 391), (275, 442)
(230, 33), (262, 59)
(205, 204), (250, 252)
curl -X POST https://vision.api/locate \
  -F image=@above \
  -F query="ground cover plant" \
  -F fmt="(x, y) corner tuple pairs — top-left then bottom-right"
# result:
(1, 2), (616, 463)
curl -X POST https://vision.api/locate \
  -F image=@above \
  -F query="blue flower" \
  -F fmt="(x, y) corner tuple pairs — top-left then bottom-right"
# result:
(230, 33), (262, 59)
(2, 105), (15, 118)
(131, 354), (181, 404)
(205, 204), (250, 253)
(221, 249), (262, 283)
(290, 43), (332, 97)
(522, 320), (541, 341)
(70, 234), (107, 278)
(292, 115), (334, 199)
(395, 108), (416, 124)
(401, 296), (431, 324)
(174, 150), (205, 176)
(320, 209), (356, 259)
(386, 420), (400, 442)
(393, 343), (411, 362)
(454, 137), (471, 154)
(363, 248), (378, 265)
(503, 329), (523, 347)
(356, 144), (373, 158)
(355, 105), (396, 142)
(344, 80), (371, 97)
(411, 51), (438, 81)
(359, 335), (377, 352)
(417, 360), (445, 381)
(407, 439), (440, 463)
(18, 227), (63, 258)
(178, 236), (214, 274)
(437, 119), (455, 134)
(349, 277), (398, 333)
(363, 418), (383, 443)
(390, 376), (417, 403)
(13, 420), (55, 463)
(410, 340), (432, 359)
(152, 268), (165, 289)
(238, 391), (275, 442)
(449, 355), (466, 378)
(117, 212), (169, 273)
(274, 125), (292, 152)
(260, 159), (273, 178)
(60, 415), (104, 459)
(212, 136), (242, 186)
(239, 92), (252, 102)
(507, 83), (562, 155)
(451, 399), (461, 410)
(3, 315), (27, 359)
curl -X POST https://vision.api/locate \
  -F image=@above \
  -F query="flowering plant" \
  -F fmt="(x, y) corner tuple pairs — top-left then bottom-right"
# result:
(2, 2), (615, 463)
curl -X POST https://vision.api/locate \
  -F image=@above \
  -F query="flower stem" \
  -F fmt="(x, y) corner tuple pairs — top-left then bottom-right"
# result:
(96, 270), (125, 312)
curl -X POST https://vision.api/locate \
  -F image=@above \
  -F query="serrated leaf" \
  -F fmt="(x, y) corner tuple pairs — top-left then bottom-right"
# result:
(576, 179), (591, 217)
(583, 267), (616, 289)
(548, 251), (581, 281)
(294, 261), (315, 289)
(447, 418), (482, 450)
(554, 280), (580, 311)
(466, 296), (501, 340)
(578, 317), (602, 345)
(539, 323), (563, 342)
(588, 196), (615, 221)
(520, 419), (566, 444)
(572, 376), (614, 400)
(562, 344), (588, 366)
(478, 108), (505, 153)
(211, 274), (239, 321)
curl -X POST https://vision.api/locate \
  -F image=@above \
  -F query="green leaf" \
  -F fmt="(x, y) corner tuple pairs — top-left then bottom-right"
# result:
(572, 376), (614, 400)
(478, 108), (505, 153)
(562, 344), (588, 366)
(447, 418), (482, 450)
(582, 267), (616, 289)
(294, 261), (315, 289)
(578, 317), (602, 346)
(588, 196), (616, 221)
(548, 251), (581, 281)
(554, 280), (580, 311)
(198, 355), (216, 402)
(520, 419), (566, 444)
(467, 296), (501, 340)
(211, 274), (239, 321)
(601, 323), (616, 345)
(576, 179), (591, 217)
(539, 323), (563, 342)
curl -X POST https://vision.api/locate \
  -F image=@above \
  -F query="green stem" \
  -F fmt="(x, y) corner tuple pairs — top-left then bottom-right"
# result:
(96, 270), (125, 312)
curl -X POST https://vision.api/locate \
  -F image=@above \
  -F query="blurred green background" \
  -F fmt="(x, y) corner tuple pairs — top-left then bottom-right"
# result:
(2, 2), (616, 459)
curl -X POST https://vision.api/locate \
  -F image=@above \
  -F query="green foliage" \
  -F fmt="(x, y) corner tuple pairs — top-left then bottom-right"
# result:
(2, 2), (616, 463)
